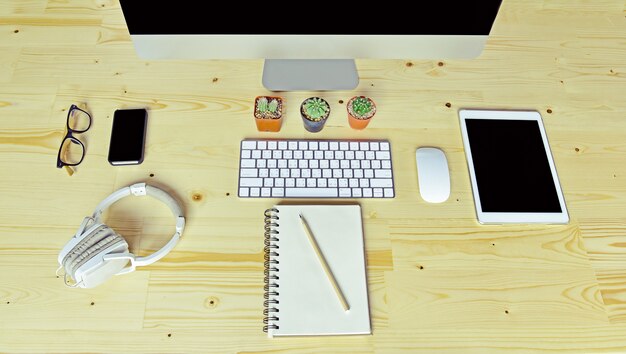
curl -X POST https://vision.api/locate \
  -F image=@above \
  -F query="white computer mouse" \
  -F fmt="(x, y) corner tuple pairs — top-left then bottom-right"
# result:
(415, 147), (450, 203)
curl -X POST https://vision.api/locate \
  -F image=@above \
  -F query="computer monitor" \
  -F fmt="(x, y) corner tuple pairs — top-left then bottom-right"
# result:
(118, 2), (502, 91)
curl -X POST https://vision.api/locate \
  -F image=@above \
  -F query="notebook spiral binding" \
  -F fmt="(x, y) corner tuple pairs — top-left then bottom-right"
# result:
(263, 208), (280, 333)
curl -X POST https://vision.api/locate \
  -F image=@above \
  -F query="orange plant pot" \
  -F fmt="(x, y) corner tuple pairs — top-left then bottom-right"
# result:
(347, 96), (376, 130)
(254, 96), (283, 132)
(255, 116), (282, 132)
(348, 114), (372, 130)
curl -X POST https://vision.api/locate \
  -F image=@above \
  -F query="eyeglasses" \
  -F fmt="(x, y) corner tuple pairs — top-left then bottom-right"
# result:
(57, 104), (92, 175)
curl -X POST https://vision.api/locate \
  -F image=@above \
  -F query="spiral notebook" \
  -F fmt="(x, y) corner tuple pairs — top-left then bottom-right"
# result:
(263, 205), (371, 337)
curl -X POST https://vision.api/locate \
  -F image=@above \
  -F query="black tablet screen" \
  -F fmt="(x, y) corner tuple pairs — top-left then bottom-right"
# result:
(465, 119), (562, 213)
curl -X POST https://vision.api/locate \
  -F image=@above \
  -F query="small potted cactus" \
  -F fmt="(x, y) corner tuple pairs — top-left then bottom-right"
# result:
(300, 97), (330, 133)
(254, 96), (283, 132)
(346, 96), (376, 130)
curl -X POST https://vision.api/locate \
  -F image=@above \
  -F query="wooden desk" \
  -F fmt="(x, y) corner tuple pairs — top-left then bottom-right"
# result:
(1, 0), (626, 352)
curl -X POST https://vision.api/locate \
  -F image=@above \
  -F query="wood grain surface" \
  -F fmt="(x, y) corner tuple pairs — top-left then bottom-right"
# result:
(1, 0), (626, 352)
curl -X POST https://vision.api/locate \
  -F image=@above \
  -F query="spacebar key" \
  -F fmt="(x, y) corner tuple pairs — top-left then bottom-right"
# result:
(285, 188), (338, 197)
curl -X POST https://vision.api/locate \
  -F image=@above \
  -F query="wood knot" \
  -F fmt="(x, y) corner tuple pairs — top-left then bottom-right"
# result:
(406, 62), (414, 67)
(338, 100), (344, 104)
(445, 102), (452, 108)
(212, 77), (219, 83)
(205, 297), (219, 309)
(437, 61), (444, 67)
(192, 193), (203, 202)
(547, 109), (553, 114)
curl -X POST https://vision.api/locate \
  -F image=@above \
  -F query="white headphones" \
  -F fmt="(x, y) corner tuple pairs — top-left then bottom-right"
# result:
(57, 183), (185, 288)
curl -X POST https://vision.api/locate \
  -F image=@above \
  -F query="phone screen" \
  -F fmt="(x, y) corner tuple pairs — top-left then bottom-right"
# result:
(108, 109), (147, 165)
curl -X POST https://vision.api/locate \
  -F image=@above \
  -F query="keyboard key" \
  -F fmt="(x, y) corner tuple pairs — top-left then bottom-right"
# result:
(373, 188), (384, 198)
(241, 150), (251, 159)
(252, 150), (262, 159)
(296, 178), (306, 187)
(349, 142), (359, 150)
(285, 188), (338, 197)
(285, 178), (295, 187)
(370, 142), (379, 150)
(240, 159), (256, 168)
(309, 141), (318, 150)
(275, 178), (285, 187)
(376, 151), (391, 160)
(250, 188), (260, 197)
(375, 169), (392, 178)
(384, 188), (394, 198)
(261, 188), (271, 197)
(340, 142), (349, 150)
(268, 141), (277, 150)
(278, 141), (287, 150)
(320, 141), (329, 150)
(239, 187), (249, 197)
(263, 178), (274, 187)
(272, 188), (284, 197)
(242, 141), (256, 150)
(363, 188), (373, 197)
(360, 142), (369, 150)
(258, 141), (267, 149)
(382, 160), (391, 169)
(240, 169), (258, 177)
(299, 141), (307, 150)
(380, 142), (390, 150)
(240, 178), (263, 187)
(259, 169), (269, 177)
(339, 188), (351, 197)
(352, 188), (362, 197)
(370, 179), (393, 188)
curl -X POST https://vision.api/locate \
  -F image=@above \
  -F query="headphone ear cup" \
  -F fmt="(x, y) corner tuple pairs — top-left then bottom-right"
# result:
(63, 225), (128, 285)
(62, 225), (111, 274)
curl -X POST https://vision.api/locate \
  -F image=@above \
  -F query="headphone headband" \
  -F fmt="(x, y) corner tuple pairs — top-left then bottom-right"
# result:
(92, 183), (185, 266)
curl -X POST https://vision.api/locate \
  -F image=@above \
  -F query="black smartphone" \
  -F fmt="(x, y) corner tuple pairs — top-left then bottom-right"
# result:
(108, 108), (147, 165)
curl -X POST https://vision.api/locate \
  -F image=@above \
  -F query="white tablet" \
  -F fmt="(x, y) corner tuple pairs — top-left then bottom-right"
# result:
(459, 109), (569, 224)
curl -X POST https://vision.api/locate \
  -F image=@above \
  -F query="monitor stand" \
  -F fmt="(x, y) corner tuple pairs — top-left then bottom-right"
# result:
(262, 59), (359, 91)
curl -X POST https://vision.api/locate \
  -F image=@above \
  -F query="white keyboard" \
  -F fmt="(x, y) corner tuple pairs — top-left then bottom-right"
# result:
(238, 139), (395, 198)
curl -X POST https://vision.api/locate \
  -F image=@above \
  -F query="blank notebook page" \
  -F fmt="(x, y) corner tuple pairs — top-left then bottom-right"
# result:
(267, 205), (371, 337)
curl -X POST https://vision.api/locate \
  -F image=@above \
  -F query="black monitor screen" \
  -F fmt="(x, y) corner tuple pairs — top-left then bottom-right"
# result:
(119, 1), (502, 35)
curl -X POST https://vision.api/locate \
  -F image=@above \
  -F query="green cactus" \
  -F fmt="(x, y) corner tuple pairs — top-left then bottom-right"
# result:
(257, 97), (268, 113)
(267, 99), (279, 113)
(351, 96), (373, 117)
(303, 97), (329, 121)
